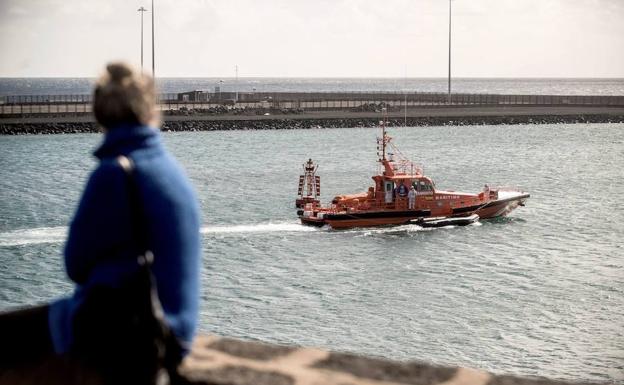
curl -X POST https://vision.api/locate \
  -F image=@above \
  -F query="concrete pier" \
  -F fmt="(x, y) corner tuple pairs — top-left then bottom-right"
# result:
(1, 91), (623, 116)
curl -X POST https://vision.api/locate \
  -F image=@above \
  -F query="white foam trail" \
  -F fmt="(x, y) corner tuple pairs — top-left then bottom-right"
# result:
(348, 224), (428, 236)
(201, 222), (315, 235)
(0, 220), (476, 245)
(0, 223), (313, 246)
(0, 226), (68, 247)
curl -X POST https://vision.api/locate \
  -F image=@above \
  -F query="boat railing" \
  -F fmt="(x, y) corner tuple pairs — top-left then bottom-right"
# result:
(494, 186), (526, 193)
(387, 141), (423, 176)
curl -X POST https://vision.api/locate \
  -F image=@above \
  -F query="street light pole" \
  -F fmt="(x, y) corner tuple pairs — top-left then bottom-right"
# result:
(138, 7), (147, 72)
(151, 0), (155, 79)
(235, 65), (238, 103)
(447, 0), (452, 105)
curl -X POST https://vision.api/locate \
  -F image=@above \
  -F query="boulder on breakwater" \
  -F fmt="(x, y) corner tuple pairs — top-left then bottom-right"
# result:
(1, 114), (623, 135)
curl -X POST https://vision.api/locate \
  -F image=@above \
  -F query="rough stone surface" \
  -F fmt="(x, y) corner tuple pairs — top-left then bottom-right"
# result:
(0, 334), (599, 385)
(313, 352), (458, 384)
(182, 366), (294, 385)
(485, 375), (585, 385)
(1, 108), (624, 135)
(177, 335), (598, 385)
(207, 337), (296, 361)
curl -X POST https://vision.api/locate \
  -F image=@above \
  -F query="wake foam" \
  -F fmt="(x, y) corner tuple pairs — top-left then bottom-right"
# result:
(0, 222), (313, 246)
(201, 222), (315, 235)
(347, 224), (427, 236)
(0, 219), (478, 246)
(0, 226), (67, 247)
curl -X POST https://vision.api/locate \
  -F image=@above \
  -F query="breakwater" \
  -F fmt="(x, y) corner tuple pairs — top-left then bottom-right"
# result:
(1, 109), (624, 135)
(2, 90), (624, 117)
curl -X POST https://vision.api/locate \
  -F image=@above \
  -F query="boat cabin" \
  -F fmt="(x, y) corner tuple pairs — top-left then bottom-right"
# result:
(331, 173), (438, 211)
(371, 175), (436, 206)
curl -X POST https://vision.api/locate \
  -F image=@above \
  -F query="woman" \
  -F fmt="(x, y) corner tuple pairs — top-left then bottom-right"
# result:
(1, 63), (201, 381)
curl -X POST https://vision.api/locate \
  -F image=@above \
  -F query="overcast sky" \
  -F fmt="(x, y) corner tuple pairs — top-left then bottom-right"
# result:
(0, 0), (623, 78)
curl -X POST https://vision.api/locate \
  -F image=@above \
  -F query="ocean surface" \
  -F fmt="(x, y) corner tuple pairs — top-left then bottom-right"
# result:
(0, 123), (623, 383)
(1, 77), (624, 96)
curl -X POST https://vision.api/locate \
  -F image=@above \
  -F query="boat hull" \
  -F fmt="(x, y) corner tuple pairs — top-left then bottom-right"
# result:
(299, 193), (529, 229)
(474, 193), (530, 219)
(300, 210), (430, 229)
(414, 214), (479, 228)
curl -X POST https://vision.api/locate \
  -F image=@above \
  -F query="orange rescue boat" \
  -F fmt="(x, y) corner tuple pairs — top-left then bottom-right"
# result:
(296, 110), (529, 229)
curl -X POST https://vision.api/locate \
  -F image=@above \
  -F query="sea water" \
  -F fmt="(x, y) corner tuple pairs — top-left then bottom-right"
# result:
(0, 123), (623, 382)
(1, 77), (624, 96)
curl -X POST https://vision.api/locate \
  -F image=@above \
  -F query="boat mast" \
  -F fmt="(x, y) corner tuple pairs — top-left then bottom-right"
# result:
(376, 108), (396, 176)
(378, 107), (388, 162)
(296, 159), (321, 208)
(382, 109), (387, 161)
(303, 159), (319, 198)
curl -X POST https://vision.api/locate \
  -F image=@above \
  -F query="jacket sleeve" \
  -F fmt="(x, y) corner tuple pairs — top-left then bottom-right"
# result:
(64, 162), (132, 284)
(141, 157), (202, 348)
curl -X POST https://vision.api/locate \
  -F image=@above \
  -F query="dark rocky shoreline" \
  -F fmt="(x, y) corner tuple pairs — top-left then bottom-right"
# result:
(1, 114), (624, 135)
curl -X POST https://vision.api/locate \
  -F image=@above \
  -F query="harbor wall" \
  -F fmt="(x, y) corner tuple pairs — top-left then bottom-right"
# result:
(1, 91), (624, 115)
(1, 106), (624, 135)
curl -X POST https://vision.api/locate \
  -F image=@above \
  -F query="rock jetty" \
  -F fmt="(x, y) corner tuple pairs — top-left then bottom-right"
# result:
(1, 113), (624, 135)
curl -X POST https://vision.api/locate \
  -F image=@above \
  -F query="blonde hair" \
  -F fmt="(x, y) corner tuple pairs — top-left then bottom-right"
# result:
(93, 62), (158, 129)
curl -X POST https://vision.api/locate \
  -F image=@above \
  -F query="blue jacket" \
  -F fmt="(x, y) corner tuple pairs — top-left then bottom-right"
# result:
(49, 125), (201, 355)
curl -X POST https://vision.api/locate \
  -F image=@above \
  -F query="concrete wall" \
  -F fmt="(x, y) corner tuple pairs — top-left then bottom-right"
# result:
(2, 92), (623, 115)
(0, 334), (596, 385)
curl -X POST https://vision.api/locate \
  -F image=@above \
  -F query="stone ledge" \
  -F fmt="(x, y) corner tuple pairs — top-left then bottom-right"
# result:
(0, 334), (597, 385)
(178, 335), (593, 385)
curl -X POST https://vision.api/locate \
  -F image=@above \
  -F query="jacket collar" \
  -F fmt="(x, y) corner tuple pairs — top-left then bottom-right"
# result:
(94, 124), (160, 159)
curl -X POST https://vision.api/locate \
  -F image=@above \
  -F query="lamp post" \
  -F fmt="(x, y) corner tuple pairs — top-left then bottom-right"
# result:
(447, 0), (452, 105)
(235, 65), (238, 103)
(138, 7), (148, 72)
(151, 0), (155, 78)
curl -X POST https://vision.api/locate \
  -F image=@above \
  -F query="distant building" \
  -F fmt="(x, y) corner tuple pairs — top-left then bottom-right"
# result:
(177, 90), (208, 102)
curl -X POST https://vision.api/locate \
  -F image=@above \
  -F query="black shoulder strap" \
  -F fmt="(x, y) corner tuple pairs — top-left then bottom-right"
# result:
(116, 156), (183, 375)
(116, 155), (151, 264)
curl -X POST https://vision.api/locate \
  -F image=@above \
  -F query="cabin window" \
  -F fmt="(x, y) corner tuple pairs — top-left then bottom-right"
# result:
(384, 181), (394, 203)
(414, 180), (433, 192)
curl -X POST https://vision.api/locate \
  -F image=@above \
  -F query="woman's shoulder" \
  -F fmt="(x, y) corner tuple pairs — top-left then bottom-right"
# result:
(131, 146), (184, 178)
(94, 157), (127, 174)
(133, 151), (197, 201)
(86, 157), (128, 187)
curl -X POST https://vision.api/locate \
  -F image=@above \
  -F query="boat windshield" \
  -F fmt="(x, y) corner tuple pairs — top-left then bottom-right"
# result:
(413, 179), (434, 192)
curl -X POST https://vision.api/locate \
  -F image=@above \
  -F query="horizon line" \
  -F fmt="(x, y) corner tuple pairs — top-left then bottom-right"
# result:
(1, 76), (624, 80)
